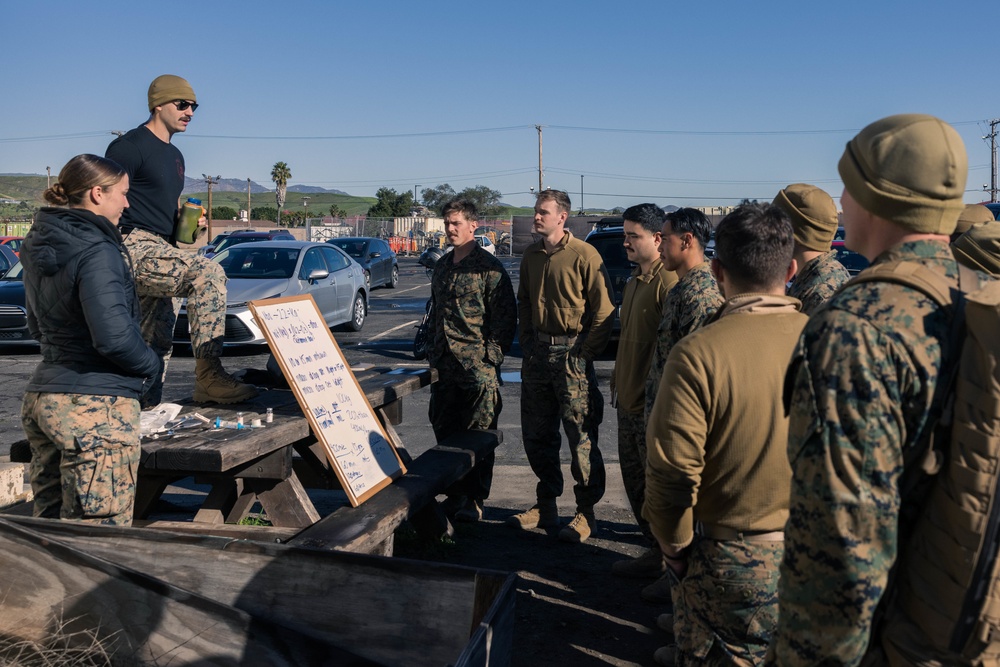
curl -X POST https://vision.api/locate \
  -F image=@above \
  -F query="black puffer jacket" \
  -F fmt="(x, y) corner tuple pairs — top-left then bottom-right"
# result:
(22, 207), (160, 398)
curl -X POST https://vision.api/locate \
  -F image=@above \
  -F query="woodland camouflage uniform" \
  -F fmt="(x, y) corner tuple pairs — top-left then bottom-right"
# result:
(644, 261), (723, 418)
(786, 250), (850, 316)
(427, 245), (516, 502)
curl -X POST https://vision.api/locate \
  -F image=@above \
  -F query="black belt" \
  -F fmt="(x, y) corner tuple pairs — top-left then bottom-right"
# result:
(697, 523), (784, 542)
(536, 332), (578, 345)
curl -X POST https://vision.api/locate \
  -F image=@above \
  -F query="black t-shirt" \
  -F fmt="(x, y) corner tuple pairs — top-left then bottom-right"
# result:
(106, 124), (185, 240)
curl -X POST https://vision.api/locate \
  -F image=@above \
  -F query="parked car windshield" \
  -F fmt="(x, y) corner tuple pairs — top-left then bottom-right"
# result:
(328, 239), (369, 259)
(214, 235), (270, 255)
(2, 261), (22, 280)
(216, 247), (300, 279)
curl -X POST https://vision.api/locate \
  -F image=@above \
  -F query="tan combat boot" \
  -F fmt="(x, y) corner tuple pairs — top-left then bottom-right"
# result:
(506, 501), (559, 530)
(558, 510), (596, 543)
(193, 357), (259, 404)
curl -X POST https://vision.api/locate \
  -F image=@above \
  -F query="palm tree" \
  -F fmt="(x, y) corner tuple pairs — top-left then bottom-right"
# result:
(271, 161), (291, 226)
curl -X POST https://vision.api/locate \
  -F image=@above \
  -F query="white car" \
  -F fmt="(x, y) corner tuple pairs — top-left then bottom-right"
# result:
(476, 235), (496, 255)
(444, 235), (496, 256)
(173, 241), (368, 345)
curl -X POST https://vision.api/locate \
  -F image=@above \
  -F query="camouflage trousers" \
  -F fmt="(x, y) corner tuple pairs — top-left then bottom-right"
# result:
(429, 352), (501, 501)
(617, 406), (654, 544)
(674, 538), (784, 666)
(123, 229), (228, 405)
(520, 344), (605, 511)
(21, 391), (141, 526)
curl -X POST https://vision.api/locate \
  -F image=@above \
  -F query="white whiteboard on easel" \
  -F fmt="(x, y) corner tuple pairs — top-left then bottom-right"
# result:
(249, 294), (406, 506)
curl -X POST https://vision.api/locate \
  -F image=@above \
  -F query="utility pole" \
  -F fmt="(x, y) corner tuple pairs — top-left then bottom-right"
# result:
(203, 174), (221, 242)
(987, 119), (1000, 203)
(246, 178), (252, 223)
(536, 125), (544, 193)
(580, 175), (584, 214)
(46, 166), (51, 190)
(302, 196), (310, 226)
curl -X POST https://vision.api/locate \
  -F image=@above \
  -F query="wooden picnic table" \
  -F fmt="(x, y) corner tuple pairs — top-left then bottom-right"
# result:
(7, 366), (504, 554)
(134, 367), (438, 530)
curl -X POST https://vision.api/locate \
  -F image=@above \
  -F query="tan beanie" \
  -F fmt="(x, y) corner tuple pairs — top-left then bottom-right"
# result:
(148, 75), (196, 111)
(838, 114), (967, 235)
(953, 221), (1000, 276)
(773, 183), (839, 252)
(954, 204), (995, 236)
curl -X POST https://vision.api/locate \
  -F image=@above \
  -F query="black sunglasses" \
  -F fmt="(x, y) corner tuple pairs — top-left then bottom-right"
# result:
(172, 100), (199, 112)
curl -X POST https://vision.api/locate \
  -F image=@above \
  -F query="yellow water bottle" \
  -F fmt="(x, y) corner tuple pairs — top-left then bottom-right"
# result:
(177, 198), (204, 244)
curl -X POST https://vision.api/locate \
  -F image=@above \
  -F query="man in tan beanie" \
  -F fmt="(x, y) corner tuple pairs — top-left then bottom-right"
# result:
(107, 75), (257, 405)
(953, 218), (1000, 275)
(950, 202), (995, 243)
(768, 114), (977, 664)
(773, 183), (850, 315)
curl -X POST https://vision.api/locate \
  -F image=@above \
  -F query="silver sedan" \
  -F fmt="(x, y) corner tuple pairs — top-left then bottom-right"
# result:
(173, 241), (368, 346)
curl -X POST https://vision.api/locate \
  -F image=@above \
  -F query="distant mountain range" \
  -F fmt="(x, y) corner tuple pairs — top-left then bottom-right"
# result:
(180, 177), (348, 196)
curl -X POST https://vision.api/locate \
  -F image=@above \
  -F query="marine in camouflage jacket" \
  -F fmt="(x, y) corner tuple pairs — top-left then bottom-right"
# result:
(786, 249), (851, 316)
(768, 240), (961, 666)
(426, 245), (517, 376)
(645, 261), (723, 417)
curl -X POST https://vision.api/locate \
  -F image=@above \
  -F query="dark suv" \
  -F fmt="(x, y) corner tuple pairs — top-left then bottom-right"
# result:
(584, 218), (631, 338)
(203, 230), (295, 259)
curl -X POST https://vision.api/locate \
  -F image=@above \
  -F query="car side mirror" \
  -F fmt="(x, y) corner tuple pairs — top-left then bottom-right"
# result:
(201, 245), (215, 255)
(307, 268), (330, 283)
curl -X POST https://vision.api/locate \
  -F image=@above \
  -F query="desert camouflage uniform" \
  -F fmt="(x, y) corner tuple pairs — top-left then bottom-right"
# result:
(786, 249), (851, 316)
(769, 241), (961, 666)
(645, 262), (724, 417)
(427, 246), (516, 500)
(22, 392), (141, 526)
(123, 229), (228, 404)
(676, 539), (784, 666)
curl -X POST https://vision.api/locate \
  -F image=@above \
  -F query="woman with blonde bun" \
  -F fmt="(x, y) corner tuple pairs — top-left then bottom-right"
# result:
(20, 154), (160, 525)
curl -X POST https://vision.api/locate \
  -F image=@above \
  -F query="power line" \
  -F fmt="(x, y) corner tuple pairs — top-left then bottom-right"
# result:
(547, 120), (985, 136)
(0, 119), (988, 143)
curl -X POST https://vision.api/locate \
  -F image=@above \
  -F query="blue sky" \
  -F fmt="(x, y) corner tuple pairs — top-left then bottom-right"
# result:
(2, 0), (997, 209)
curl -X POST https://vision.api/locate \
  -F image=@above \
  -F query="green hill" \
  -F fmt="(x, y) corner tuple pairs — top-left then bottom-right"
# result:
(0, 175), (47, 203)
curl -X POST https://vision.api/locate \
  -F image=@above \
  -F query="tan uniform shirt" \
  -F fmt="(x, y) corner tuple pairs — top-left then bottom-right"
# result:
(517, 230), (615, 361)
(643, 294), (807, 550)
(613, 259), (677, 414)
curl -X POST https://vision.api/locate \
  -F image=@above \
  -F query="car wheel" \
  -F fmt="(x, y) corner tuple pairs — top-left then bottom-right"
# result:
(388, 264), (399, 289)
(348, 291), (367, 331)
(363, 269), (371, 290)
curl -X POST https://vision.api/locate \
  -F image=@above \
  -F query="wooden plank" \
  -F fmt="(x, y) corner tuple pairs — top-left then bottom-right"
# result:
(289, 430), (501, 554)
(131, 519), (300, 542)
(192, 478), (240, 524)
(246, 475), (322, 527)
(0, 518), (379, 665)
(4, 516), (511, 667)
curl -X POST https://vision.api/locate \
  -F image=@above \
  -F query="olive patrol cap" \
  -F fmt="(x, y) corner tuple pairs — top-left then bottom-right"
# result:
(838, 114), (967, 235)
(773, 183), (840, 252)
